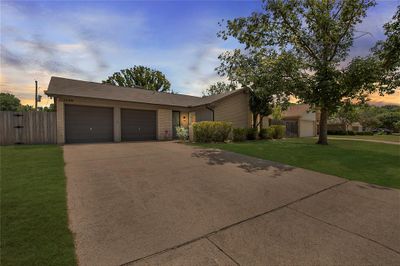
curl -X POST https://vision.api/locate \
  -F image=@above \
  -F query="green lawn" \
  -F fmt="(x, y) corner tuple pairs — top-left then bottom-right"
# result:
(328, 134), (400, 143)
(1, 145), (76, 266)
(196, 138), (400, 189)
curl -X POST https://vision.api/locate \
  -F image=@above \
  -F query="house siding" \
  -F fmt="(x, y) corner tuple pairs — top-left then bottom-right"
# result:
(299, 120), (315, 137)
(213, 92), (250, 128)
(157, 109), (172, 140)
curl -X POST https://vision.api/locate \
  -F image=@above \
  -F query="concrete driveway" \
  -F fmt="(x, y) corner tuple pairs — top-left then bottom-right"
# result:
(64, 142), (400, 266)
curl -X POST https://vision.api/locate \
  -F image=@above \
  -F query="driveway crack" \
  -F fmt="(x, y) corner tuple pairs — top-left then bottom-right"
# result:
(206, 237), (241, 266)
(287, 206), (400, 255)
(119, 180), (348, 265)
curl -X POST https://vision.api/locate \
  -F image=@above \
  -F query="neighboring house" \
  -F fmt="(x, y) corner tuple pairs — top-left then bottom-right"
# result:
(46, 77), (252, 144)
(263, 104), (318, 137)
(327, 118), (363, 132)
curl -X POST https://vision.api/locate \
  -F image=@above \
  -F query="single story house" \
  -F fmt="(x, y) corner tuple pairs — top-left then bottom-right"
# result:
(46, 77), (319, 144)
(263, 104), (318, 137)
(46, 77), (253, 144)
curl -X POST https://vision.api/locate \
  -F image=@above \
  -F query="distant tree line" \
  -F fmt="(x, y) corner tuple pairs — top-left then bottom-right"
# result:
(0, 93), (55, 112)
(332, 103), (400, 132)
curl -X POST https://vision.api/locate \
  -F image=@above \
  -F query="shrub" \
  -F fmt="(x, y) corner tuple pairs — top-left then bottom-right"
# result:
(347, 130), (355, 135)
(271, 125), (285, 139)
(355, 131), (373, 136)
(192, 121), (232, 143)
(328, 130), (347, 135)
(246, 128), (258, 140)
(233, 128), (247, 142)
(175, 126), (188, 141)
(259, 128), (268, 139)
(266, 127), (275, 139)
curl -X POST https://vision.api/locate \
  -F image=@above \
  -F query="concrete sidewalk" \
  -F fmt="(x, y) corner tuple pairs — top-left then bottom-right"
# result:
(64, 142), (400, 266)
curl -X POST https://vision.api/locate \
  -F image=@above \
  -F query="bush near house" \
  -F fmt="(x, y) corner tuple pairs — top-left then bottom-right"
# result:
(259, 128), (268, 139)
(192, 121), (232, 143)
(175, 126), (188, 141)
(246, 128), (258, 140)
(328, 130), (374, 136)
(233, 128), (247, 142)
(266, 127), (275, 139)
(269, 125), (285, 139)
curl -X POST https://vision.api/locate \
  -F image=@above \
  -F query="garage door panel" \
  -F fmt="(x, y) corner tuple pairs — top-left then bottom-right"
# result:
(121, 109), (156, 141)
(65, 105), (113, 143)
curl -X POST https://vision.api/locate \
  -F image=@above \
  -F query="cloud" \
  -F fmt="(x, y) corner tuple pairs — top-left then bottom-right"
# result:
(76, 27), (109, 71)
(0, 45), (24, 67)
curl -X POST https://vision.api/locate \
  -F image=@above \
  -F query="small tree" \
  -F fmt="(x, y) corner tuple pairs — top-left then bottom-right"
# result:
(0, 93), (21, 111)
(333, 101), (359, 132)
(103, 65), (171, 92)
(216, 49), (291, 129)
(203, 82), (236, 96)
(271, 105), (283, 121)
(357, 105), (381, 131)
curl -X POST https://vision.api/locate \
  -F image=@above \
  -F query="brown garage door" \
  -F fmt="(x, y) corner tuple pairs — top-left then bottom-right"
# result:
(65, 105), (113, 143)
(121, 109), (156, 141)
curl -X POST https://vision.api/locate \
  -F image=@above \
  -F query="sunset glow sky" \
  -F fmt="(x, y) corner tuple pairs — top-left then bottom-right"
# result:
(1, 0), (399, 107)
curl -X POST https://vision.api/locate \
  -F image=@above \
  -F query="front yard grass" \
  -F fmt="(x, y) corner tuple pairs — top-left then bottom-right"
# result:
(196, 138), (400, 189)
(0, 145), (76, 266)
(328, 134), (400, 143)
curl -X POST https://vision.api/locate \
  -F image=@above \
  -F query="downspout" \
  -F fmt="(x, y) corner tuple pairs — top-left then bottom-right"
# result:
(206, 105), (215, 121)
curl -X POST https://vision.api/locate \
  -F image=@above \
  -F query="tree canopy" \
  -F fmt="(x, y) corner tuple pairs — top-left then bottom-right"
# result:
(103, 66), (171, 92)
(218, 0), (393, 144)
(203, 82), (236, 96)
(0, 93), (21, 111)
(373, 5), (400, 92)
(216, 49), (292, 128)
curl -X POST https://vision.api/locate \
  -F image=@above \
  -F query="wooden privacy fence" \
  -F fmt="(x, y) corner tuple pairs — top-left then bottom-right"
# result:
(0, 111), (57, 145)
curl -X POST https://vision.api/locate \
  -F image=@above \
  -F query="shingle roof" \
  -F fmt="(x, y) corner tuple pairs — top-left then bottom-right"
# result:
(282, 104), (311, 117)
(45, 77), (243, 108)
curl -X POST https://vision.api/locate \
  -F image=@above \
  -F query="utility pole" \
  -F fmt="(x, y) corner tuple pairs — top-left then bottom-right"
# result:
(35, 80), (38, 110)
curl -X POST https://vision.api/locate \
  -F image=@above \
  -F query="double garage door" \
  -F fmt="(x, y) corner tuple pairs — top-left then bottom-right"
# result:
(65, 105), (156, 143)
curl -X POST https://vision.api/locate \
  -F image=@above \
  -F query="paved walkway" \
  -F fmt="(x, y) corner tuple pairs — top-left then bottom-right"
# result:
(327, 137), (400, 145)
(63, 142), (400, 266)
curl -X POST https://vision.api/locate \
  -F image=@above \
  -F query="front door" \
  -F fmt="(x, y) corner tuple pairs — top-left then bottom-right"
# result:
(172, 111), (180, 139)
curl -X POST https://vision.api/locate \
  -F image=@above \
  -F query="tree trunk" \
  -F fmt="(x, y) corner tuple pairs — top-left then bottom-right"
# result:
(259, 116), (264, 129)
(252, 113), (258, 128)
(317, 108), (328, 145)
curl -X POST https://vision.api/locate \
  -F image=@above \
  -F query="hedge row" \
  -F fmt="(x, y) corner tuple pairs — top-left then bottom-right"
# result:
(328, 130), (374, 136)
(192, 121), (232, 143)
(192, 121), (286, 143)
(233, 125), (285, 142)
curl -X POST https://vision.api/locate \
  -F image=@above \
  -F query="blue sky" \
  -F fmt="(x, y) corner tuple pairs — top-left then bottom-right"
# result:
(1, 0), (398, 106)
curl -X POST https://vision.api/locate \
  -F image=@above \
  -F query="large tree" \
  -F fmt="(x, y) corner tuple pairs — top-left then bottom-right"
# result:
(373, 5), (400, 92)
(219, 0), (392, 144)
(0, 92), (20, 111)
(103, 65), (171, 92)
